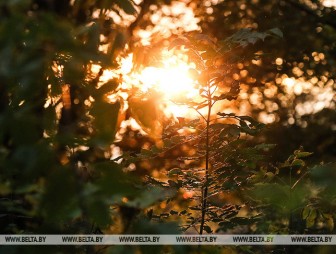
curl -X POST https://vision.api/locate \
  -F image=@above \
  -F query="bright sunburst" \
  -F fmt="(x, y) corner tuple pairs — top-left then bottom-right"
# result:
(139, 65), (197, 100)
(102, 50), (203, 121)
(121, 51), (199, 101)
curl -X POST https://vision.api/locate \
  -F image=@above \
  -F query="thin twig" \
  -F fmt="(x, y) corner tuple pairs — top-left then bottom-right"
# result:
(200, 81), (213, 235)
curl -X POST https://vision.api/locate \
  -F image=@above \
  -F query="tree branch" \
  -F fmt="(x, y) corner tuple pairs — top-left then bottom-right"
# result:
(285, 0), (336, 30)
(128, 0), (153, 38)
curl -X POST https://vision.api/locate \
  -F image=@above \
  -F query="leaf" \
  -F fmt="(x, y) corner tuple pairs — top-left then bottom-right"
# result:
(41, 167), (81, 222)
(85, 198), (111, 227)
(193, 34), (216, 45)
(163, 138), (173, 148)
(247, 36), (258, 44)
(179, 210), (187, 215)
(252, 183), (290, 209)
(291, 159), (305, 167)
(269, 28), (283, 38)
(209, 123), (227, 130)
(170, 135), (184, 144)
(188, 68), (199, 79)
(295, 151), (313, 158)
(239, 116), (259, 125)
(168, 168), (183, 177)
(306, 209), (317, 228)
(254, 144), (277, 151)
(150, 145), (160, 154)
(219, 124), (241, 138)
(168, 180), (179, 188)
(217, 112), (236, 117)
(187, 118), (201, 128)
(265, 172), (275, 180)
(309, 163), (336, 188)
(239, 120), (248, 128)
(129, 93), (162, 137)
(126, 187), (176, 209)
(97, 80), (119, 95)
(189, 206), (201, 211)
(230, 217), (257, 225)
(140, 148), (152, 157)
(110, 31), (127, 58)
(168, 37), (190, 50)
(115, 0), (137, 14)
(226, 28), (282, 47)
(302, 207), (310, 220)
(95, 162), (137, 196)
(196, 102), (208, 109)
(324, 213), (334, 231)
(203, 225), (212, 233)
(91, 101), (120, 145)
(201, 48), (217, 59)
(187, 49), (204, 68)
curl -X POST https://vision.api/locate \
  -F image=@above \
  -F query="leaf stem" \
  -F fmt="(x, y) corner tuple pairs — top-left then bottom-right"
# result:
(200, 84), (212, 234)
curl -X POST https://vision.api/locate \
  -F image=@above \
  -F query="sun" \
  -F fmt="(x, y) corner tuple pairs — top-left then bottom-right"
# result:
(120, 51), (199, 101)
(102, 51), (203, 119)
(139, 64), (198, 100)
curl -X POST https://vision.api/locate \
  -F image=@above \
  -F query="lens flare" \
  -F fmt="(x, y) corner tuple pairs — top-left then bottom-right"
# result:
(139, 64), (198, 100)
(102, 51), (202, 119)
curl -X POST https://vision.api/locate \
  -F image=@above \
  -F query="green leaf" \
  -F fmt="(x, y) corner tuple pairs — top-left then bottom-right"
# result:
(203, 225), (212, 233)
(252, 183), (290, 208)
(220, 124), (241, 138)
(302, 207), (310, 220)
(291, 159), (305, 167)
(150, 145), (160, 154)
(295, 151), (313, 158)
(115, 0), (137, 14)
(140, 148), (153, 156)
(85, 198), (111, 227)
(41, 167), (81, 222)
(168, 180), (180, 188)
(269, 28), (283, 38)
(91, 101), (120, 145)
(226, 28), (282, 47)
(254, 144), (277, 151)
(126, 187), (176, 209)
(95, 162), (137, 196)
(306, 209), (317, 228)
(168, 168), (183, 177)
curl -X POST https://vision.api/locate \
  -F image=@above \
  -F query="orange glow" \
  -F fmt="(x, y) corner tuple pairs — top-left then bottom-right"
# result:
(138, 65), (198, 100)
(183, 190), (194, 199)
(120, 52), (199, 101)
(118, 52), (201, 111)
(323, 0), (336, 7)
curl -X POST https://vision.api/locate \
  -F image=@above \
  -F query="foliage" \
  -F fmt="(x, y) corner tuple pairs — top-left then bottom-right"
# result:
(1, 1), (336, 254)
(249, 147), (336, 237)
(0, 0), (179, 253)
(129, 30), (282, 236)
(189, 0), (336, 162)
